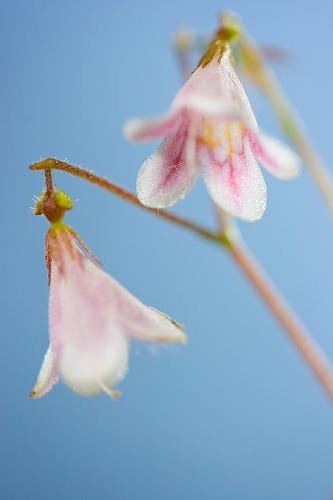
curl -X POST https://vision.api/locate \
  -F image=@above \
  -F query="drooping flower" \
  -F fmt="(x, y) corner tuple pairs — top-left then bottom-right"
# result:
(124, 40), (300, 221)
(30, 189), (186, 399)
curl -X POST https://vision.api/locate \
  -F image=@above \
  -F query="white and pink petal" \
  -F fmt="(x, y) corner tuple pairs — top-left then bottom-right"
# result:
(49, 256), (129, 396)
(116, 285), (187, 344)
(201, 137), (267, 221)
(251, 131), (301, 179)
(30, 344), (59, 398)
(172, 49), (257, 131)
(124, 111), (180, 142)
(136, 120), (199, 208)
(31, 225), (187, 399)
(59, 330), (129, 397)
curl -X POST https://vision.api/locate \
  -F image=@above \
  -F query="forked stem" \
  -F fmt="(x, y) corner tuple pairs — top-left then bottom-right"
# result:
(30, 157), (333, 401)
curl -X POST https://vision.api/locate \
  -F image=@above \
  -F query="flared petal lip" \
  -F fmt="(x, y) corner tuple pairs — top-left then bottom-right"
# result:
(29, 344), (59, 398)
(172, 96), (246, 120)
(250, 130), (301, 180)
(201, 137), (267, 222)
(123, 110), (181, 142)
(147, 307), (187, 344)
(136, 118), (199, 209)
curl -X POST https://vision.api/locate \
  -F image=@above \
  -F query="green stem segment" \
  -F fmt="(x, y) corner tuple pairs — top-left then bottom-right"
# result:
(237, 31), (333, 218)
(30, 157), (333, 401)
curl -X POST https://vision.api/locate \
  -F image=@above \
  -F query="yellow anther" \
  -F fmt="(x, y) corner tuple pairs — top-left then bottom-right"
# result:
(201, 120), (220, 148)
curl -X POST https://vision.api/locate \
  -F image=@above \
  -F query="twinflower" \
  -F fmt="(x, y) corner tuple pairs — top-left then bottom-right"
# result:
(30, 186), (186, 398)
(124, 29), (300, 221)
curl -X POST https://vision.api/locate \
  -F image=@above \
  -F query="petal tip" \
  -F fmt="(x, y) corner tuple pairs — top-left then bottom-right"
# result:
(286, 158), (302, 179)
(154, 330), (188, 344)
(29, 388), (38, 399)
(178, 331), (188, 345)
(29, 383), (44, 399)
(136, 163), (176, 209)
(123, 119), (140, 141)
(30, 345), (58, 399)
(124, 112), (177, 142)
(254, 132), (302, 180)
(148, 307), (187, 344)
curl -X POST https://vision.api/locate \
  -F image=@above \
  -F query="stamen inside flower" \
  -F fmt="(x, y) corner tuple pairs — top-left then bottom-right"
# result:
(200, 120), (245, 162)
(201, 119), (220, 148)
(99, 382), (121, 400)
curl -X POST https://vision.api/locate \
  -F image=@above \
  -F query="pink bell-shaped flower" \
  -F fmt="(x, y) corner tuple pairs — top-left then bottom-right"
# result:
(124, 45), (300, 221)
(30, 191), (186, 398)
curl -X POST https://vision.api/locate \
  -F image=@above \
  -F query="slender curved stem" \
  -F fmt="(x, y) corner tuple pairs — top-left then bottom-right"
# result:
(30, 158), (217, 242)
(29, 157), (333, 401)
(264, 78), (333, 215)
(229, 242), (333, 399)
(236, 31), (333, 218)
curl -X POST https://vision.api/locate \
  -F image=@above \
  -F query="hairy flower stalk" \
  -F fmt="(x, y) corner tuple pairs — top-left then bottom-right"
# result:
(124, 25), (300, 221)
(30, 174), (186, 398)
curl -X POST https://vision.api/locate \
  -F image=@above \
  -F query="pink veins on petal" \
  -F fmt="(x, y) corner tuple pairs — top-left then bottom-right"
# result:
(30, 224), (187, 399)
(125, 47), (301, 221)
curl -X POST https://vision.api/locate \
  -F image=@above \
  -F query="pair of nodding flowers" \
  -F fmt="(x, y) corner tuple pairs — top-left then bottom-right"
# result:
(31, 32), (300, 399)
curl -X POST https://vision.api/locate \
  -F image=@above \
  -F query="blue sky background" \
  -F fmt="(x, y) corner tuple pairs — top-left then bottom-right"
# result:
(1, 0), (333, 499)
